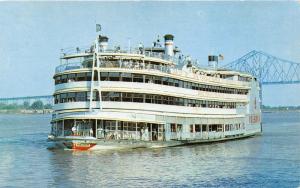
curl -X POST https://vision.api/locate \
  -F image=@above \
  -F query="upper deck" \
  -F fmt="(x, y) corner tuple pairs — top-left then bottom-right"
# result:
(55, 34), (255, 87)
(56, 53), (253, 88)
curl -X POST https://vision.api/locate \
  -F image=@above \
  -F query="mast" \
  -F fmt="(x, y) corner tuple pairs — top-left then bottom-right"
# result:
(89, 25), (103, 111)
(89, 39), (97, 111)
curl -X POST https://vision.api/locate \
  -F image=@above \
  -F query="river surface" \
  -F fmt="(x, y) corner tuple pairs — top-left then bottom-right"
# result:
(0, 112), (299, 188)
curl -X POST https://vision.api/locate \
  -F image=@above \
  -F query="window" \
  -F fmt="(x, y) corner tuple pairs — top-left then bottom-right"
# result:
(109, 92), (120, 101)
(195, 124), (201, 132)
(171, 124), (176, 132)
(162, 77), (169, 85)
(145, 75), (153, 83)
(178, 98), (184, 106)
(184, 82), (191, 89)
(109, 72), (120, 81)
(132, 93), (144, 102)
(61, 75), (68, 83)
(145, 94), (153, 103)
(101, 92), (109, 101)
(178, 80), (183, 88)
(154, 76), (162, 84)
(217, 124), (223, 132)
(155, 95), (162, 104)
(60, 93), (67, 103)
(54, 95), (60, 104)
(92, 91), (99, 101)
(168, 96), (174, 105)
(168, 78), (174, 86)
(162, 96), (168, 105)
(121, 73), (132, 82)
(133, 74), (144, 82)
(127, 122), (136, 131)
(177, 124), (182, 132)
(173, 79), (179, 87)
(210, 124), (218, 132)
(225, 124), (229, 131)
(187, 99), (195, 107)
(191, 83), (198, 90)
(87, 72), (92, 81)
(77, 73), (86, 81)
(101, 72), (109, 81)
(123, 122), (128, 131)
(68, 74), (76, 82)
(122, 93), (132, 102)
(55, 76), (61, 84)
(104, 120), (116, 131)
(67, 93), (76, 102)
(76, 92), (86, 102)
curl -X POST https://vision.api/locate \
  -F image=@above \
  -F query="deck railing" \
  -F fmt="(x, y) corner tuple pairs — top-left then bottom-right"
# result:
(55, 59), (173, 74)
(96, 130), (145, 140)
(61, 46), (177, 62)
(55, 52), (249, 87)
(63, 129), (93, 137)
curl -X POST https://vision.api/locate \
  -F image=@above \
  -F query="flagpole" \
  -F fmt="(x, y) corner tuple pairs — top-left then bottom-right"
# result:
(95, 24), (102, 111)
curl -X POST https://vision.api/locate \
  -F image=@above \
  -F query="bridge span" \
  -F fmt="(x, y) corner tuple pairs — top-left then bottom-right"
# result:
(0, 95), (53, 105)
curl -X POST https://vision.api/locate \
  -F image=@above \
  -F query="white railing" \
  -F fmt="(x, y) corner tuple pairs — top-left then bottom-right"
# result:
(63, 129), (92, 137)
(96, 130), (144, 140)
(55, 62), (88, 73)
(61, 46), (178, 62)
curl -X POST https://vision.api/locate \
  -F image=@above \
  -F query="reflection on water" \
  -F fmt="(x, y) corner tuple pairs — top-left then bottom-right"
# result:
(0, 113), (299, 187)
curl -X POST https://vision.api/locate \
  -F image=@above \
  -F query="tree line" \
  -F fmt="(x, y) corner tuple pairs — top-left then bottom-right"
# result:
(0, 100), (52, 110)
(262, 105), (300, 111)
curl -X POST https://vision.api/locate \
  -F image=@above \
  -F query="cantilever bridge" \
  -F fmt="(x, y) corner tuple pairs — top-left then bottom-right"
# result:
(224, 50), (300, 85)
(0, 50), (300, 105)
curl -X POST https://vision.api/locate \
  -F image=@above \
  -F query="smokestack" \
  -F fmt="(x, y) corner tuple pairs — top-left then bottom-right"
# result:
(164, 34), (174, 57)
(98, 35), (109, 52)
(208, 55), (218, 69)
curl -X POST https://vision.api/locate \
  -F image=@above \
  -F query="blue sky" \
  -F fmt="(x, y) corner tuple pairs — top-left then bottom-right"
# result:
(0, 2), (299, 106)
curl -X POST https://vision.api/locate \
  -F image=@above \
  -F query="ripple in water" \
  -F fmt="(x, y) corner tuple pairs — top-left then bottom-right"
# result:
(0, 113), (299, 187)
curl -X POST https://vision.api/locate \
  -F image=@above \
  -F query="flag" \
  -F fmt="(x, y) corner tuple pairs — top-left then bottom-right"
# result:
(96, 24), (101, 32)
(219, 54), (224, 61)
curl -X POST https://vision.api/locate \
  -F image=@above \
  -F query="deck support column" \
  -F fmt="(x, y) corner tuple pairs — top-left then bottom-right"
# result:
(115, 121), (118, 139)
(135, 122), (138, 140)
(74, 119), (76, 136)
(62, 120), (64, 136)
(95, 119), (98, 138)
(207, 124), (209, 139)
(150, 123), (152, 141)
(193, 124), (195, 138)
(222, 124), (225, 138)
(200, 124), (202, 139)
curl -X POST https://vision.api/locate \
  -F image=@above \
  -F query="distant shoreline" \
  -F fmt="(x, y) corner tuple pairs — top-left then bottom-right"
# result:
(262, 110), (300, 113)
(0, 109), (53, 114)
(0, 109), (299, 115)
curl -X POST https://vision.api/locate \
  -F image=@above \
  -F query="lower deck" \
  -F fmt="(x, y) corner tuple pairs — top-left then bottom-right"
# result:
(48, 130), (261, 150)
(50, 118), (262, 145)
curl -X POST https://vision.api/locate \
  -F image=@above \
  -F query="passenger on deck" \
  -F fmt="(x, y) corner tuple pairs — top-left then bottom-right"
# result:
(89, 128), (93, 137)
(140, 128), (143, 140)
(72, 126), (77, 136)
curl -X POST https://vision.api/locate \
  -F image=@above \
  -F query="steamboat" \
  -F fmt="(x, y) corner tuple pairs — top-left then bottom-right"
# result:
(48, 31), (262, 150)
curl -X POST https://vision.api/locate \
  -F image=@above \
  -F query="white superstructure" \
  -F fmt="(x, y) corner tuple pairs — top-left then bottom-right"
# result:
(49, 33), (262, 150)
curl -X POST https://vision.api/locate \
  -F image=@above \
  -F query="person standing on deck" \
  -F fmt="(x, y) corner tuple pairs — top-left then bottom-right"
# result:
(89, 128), (93, 137)
(72, 126), (77, 136)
